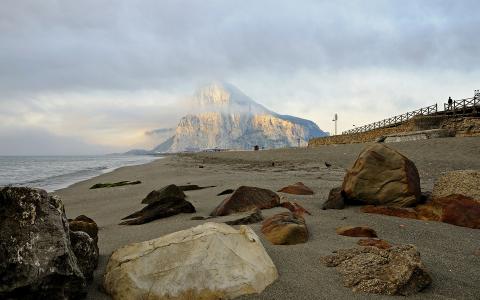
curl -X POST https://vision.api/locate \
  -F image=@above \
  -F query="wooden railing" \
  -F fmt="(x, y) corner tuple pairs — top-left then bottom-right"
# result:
(443, 97), (479, 114)
(342, 104), (438, 135)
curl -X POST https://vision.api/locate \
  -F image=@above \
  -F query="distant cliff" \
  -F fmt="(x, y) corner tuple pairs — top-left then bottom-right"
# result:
(152, 82), (327, 153)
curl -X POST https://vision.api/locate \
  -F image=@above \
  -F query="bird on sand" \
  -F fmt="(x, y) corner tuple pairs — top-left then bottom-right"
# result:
(324, 161), (332, 168)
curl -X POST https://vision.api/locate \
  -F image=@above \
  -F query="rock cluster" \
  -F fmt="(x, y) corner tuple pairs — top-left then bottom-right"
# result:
(103, 222), (278, 300)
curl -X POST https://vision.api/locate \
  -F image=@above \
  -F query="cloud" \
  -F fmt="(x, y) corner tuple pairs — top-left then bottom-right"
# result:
(0, 0), (479, 153)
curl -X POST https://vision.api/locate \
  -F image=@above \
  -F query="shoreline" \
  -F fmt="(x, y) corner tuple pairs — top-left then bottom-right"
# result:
(55, 136), (480, 300)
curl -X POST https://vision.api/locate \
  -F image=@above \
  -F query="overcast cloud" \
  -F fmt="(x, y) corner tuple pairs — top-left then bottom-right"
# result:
(1, 0), (479, 154)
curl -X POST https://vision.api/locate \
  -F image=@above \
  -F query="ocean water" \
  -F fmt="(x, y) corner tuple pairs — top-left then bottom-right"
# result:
(0, 155), (159, 192)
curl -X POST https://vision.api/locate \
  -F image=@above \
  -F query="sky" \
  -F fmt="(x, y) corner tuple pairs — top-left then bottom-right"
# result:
(1, 0), (479, 155)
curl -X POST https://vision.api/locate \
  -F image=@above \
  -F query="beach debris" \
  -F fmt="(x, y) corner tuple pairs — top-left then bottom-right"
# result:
(361, 205), (418, 219)
(90, 180), (141, 189)
(0, 187), (87, 299)
(277, 182), (314, 195)
(322, 187), (345, 210)
(278, 201), (312, 216)
(120, 196), (195, 225)
(141, 184), (186, 204)
(321, 245), (431, 295)
(70, 231), (99, 281)
(199, 165), (205, 168)
(432, 170), (480, 200)
(324, 161), (332, 168)
(363, 194), (480, 229)
(217, 188), (235, 196)
(336, 226), (378, 238)
(261, 212), (308, 245)
(342, 144), (421, 207)
(210, 186), (280, 217)
(178, 184), (216, 191)
(357, 238), (392, 249)
(103, 222), (278, 299)
(225, 209), (264, 225)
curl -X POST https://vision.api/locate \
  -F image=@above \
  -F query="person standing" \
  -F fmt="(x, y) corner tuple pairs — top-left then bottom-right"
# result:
(448, 97), (453, 110)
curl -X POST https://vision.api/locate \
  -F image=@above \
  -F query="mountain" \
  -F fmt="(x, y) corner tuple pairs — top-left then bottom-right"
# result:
(150, 82), (327, 153)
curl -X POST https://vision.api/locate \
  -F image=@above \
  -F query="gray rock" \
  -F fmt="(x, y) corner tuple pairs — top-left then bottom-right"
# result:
(0, 187), (86, 299)
(70, 231), (99, 281)
(321, 244), (431, 296)
(225, 209), (264, 225)
(322, 187), (345, 210)
(141, 184), (186, 205)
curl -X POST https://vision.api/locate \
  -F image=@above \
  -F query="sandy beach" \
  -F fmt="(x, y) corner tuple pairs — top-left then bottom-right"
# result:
(54, 136), (480, 300)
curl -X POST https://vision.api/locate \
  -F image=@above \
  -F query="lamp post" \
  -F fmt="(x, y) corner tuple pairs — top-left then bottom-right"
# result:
(332, 113), (338, 135)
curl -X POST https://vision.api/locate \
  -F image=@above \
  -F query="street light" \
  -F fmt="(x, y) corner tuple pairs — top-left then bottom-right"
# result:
(332, 113), (338, 135)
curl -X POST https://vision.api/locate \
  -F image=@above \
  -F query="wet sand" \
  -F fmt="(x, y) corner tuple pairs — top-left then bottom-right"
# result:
(55, 136), (480, 300)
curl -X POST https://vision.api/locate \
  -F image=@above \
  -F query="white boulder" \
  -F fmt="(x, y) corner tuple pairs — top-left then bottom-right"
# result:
(103, 222), (278, 300)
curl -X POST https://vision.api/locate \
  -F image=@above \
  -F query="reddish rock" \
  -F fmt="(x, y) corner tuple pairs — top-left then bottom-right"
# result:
(357, 238), (392, 249)
(210, 186), (280, 217)
(361, 205), (418, 219)
(277, 182), (314, 195)
(261, 212), (308, 245)
(336, 226), (378, 238)
(416, 194), (480, 229)
(278, 201), (312, 216)
(342, 144), (421, 207)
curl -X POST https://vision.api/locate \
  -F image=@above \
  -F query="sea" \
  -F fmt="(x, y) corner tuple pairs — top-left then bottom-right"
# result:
(0, 155), (159, 192)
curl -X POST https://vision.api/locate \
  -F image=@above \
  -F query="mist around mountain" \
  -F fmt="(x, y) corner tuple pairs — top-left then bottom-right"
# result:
(131, 82), (327, 154)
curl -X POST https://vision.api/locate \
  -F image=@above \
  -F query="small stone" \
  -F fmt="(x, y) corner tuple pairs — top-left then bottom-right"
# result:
(225, 209), (263, 225)
(322, 187), (345, 210)
(357, 238), (392, 249)
(277, 182), (314, 195)
(336, 226), (378, 238)
(262, 212), (308, 245)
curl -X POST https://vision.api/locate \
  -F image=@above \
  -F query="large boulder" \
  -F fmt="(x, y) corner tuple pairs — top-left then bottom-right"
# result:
(261, 212), (308, 245)
(321, 245), (431, 296)
(342, 144), (421, 207)
(120, 196), (195, 225)
(210, 186), (280, 217)
(141, 184), (186, 205)
(0, 187), (86, 299)
(277, 182), (314, 195)
(432, 170), (480, 200)
(103, 222), (278, 300)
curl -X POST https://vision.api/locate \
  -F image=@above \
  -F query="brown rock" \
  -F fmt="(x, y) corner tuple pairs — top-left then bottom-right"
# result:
(278, 201), (312, 216)
(141, 184), (186, 205)
(322, 187), (345, 210)
(432, 170), (480, 200)
(357, 238), (392, 249)
(321, 245), (431, 295)
(416, 194), (480, 229)
(277, 182), (314, 195)
(120, 197), (195, 225)
(69, 215), (99, 242)
(361, 205), (418, 219)
(336, 226), (378, 238)
(210, 186), (280, 217)
(261, 212), (308, 245)
(342, 144), (421, 207)
(225, 209), (263, 225)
